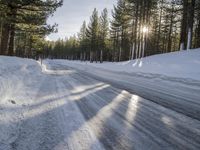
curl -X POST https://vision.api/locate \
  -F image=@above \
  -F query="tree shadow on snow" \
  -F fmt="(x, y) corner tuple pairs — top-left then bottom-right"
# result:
(1, 72), (200, 150)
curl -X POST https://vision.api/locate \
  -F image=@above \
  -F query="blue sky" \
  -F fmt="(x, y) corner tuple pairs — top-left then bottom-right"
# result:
(47, 0), (117, 41)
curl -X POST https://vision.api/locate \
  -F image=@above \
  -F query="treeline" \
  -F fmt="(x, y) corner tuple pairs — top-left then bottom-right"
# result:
(0, 0), (62, 57)
(46, 0), (200, 62)
(45, 8), (110, 62)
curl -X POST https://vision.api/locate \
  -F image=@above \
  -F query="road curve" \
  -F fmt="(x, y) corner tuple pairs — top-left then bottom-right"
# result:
(1, 60), (200, 150)
(47, 61), (200, 150)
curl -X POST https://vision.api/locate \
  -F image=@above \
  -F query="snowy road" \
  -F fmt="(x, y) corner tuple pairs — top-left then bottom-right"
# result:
(1, 58), (200, 150)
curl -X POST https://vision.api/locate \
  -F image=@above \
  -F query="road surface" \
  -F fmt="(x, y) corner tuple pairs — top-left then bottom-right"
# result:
(0, 60), (200, 150)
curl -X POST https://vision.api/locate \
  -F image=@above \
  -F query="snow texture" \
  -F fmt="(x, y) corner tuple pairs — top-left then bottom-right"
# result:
(0, 56), (103, 150)
(0, 49), (200, 150)
(53, 48), (200, 80)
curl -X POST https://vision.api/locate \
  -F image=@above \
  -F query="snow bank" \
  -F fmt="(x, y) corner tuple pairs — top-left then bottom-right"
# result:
(0, 56), (41, 103)
(0, 56), (44, 146)
(53, 48), (200, 80)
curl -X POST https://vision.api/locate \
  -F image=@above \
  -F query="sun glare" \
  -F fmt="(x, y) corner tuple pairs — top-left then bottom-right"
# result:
(142, 26), (148, 33)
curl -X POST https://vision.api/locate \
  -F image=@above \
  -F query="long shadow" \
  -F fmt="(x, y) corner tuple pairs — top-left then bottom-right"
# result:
(42, 61), (200, 149)
(0, 73), (112, 150)
(75, 85), (200, 150)
(125, 99), (200, 150)
(75, 86), (122, 120)
(76, 67), (200, 121)
(0, 75), (67, 112)
(1, 81), (200, 150)
(1, 62), (200, 150)
(96, 92), (132, 149)
(74, 86), (134, 149)
(0, 103), (85, 150)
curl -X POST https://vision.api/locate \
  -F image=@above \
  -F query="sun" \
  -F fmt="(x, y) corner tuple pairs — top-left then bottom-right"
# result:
(142, 26), (148, 33)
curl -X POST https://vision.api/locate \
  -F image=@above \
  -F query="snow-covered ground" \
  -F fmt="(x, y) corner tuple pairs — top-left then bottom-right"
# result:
(45, 49), (200, 120)
(0, 49), (200, 150)
(0, 56), (103, 150)
(53, 48), (200, 80)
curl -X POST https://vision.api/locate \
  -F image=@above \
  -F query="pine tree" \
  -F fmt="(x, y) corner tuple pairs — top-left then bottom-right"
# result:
(0, 0), (63, 56)
(78, 21), (87, 61)
(194, 0), (200, 48)
(178, 0), (196, 50)
(45, 0), (200, 61)
(86, 8), (99, 62)
(111, 0), (130, 61)
(99, 8), (109, 63)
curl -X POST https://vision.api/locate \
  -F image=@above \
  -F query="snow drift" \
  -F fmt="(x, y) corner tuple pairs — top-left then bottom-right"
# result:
(0, 56), (41, 103)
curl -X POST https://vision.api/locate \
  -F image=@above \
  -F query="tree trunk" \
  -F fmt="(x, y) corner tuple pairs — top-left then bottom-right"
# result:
(8, 24), (15, 56)
(180, 0), (188, 50)
(157, 0), (164, 52)
(167, 3), (174, 52)
(7, 6), (17, 56)
(0, 18), (3, 54)
(100, 49), (103, 63)
(187, 0), (195, 49)
(131, 42), (135, 60)
(134, 2), (139, 59)
(0, 24), (10, 55)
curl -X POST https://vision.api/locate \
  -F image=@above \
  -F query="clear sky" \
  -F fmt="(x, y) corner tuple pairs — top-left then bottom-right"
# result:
(47, 0), (117, 41)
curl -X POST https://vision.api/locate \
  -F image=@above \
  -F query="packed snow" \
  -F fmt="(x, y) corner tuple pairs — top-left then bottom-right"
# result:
(0, 56), (103, 150)
(0, 49), (200, 149)
(44, 49), (200, 121)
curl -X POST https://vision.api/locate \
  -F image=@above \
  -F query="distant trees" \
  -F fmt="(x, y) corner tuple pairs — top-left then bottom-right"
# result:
(47, 8), (110, 61)
(1, 0), (199, 61)
(39, 0), (200, 62)
(0, 0), (63, 57)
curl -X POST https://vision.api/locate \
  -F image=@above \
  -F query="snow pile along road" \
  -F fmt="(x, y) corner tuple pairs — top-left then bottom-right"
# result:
(0, 56), (41, 103)
(53, 48), (200, 80)
(0, 56), (43, 149)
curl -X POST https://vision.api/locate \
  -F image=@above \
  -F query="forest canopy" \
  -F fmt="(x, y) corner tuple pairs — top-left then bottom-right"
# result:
(0, 0), (63, 56)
